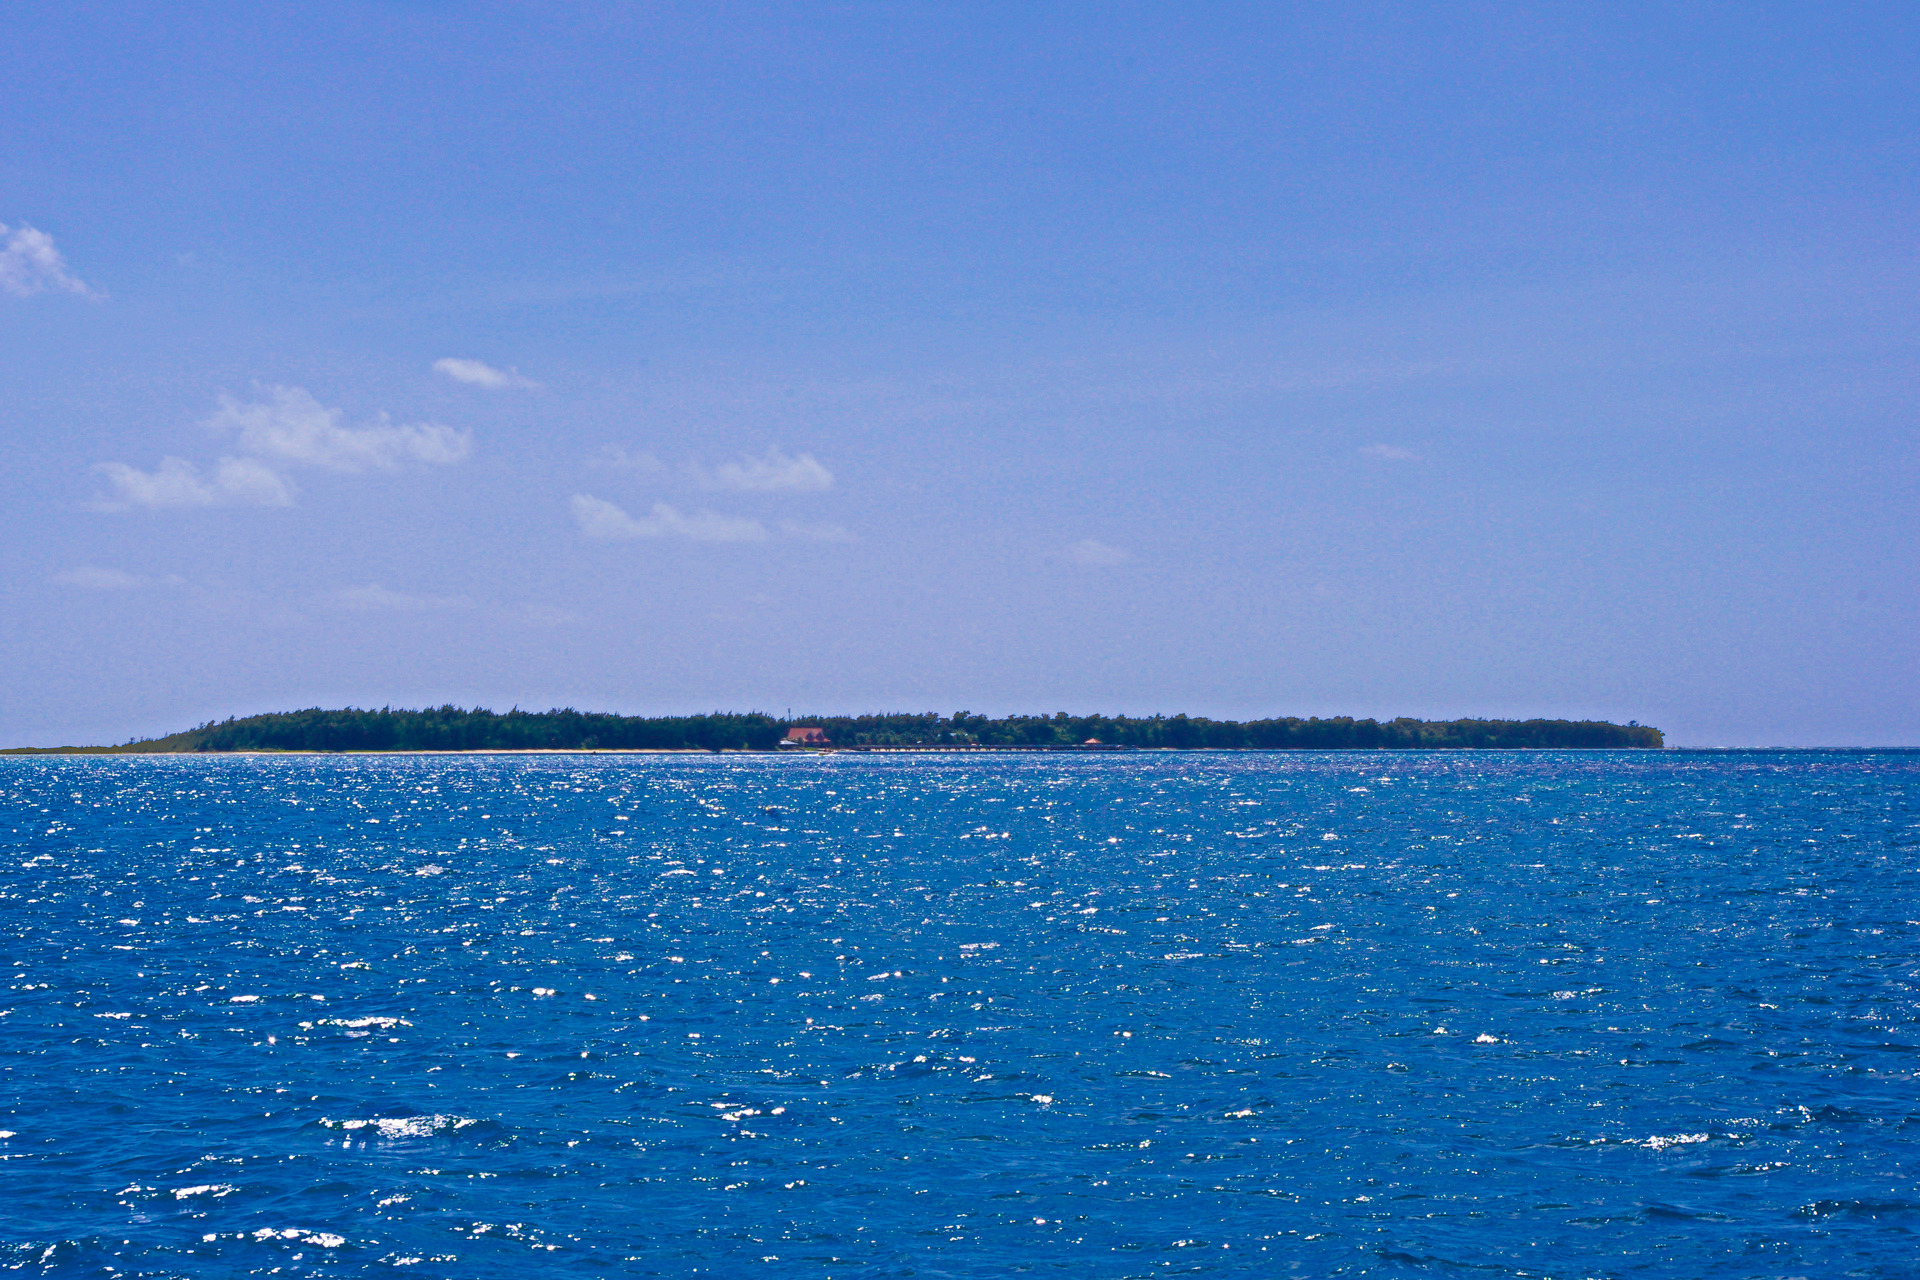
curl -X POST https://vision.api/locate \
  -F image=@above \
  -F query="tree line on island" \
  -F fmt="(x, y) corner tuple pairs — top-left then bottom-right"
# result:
(5, 706), (1664, 753)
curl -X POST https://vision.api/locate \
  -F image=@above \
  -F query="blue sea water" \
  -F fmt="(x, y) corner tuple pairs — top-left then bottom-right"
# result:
(1, 751), (1917, 1278)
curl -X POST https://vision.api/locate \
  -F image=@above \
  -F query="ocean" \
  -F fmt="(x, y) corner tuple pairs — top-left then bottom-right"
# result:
(1, 750), (1915, 1277)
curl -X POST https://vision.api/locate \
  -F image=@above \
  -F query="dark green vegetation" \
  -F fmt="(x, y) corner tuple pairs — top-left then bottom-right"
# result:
(4, 707), (1664, 753)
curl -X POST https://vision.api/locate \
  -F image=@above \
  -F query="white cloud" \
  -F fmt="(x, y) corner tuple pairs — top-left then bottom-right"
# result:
(52, 566), (185, 590)
(433, 357), (538, 390)
(95, 387), (469, 511)
(700, 447), (834, 493)
(214, 386), (469, 471)
(334, 583), (473, 611)
(0, 223), (96, 298)
(94, 455), (295, 509)
(778, 519), (856, 543)
(571, 494), (768, 542)
(1360, 443), (1419, 461)
(1065, 538), (1130, 567)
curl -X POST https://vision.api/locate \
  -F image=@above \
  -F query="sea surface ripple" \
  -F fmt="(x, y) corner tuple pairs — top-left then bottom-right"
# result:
(2, 751), (1917, 1277)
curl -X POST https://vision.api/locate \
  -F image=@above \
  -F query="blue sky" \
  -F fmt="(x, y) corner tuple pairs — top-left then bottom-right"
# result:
(2, 1), (1915, 746)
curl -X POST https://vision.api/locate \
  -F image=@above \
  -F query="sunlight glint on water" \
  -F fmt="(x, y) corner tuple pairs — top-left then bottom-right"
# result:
(2, 751), (1916, 1276)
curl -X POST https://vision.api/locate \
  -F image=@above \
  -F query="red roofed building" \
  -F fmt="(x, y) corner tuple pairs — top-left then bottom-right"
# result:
(781, 726), (832, 748)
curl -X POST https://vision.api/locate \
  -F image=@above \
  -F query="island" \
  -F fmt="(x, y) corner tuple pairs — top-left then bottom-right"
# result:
(3, 707), (1664, 754)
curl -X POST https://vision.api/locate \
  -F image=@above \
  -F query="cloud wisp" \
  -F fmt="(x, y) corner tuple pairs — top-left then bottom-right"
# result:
(433, 357), (539, 390)
(95, 455), (294, 509)
(334, 583), (474, 611)
(572, 495), (769, 543)
(96, 386), (470, 510)
(52, 566), (186, 590)
(696, 447), (834, 493)
(1065, 538), (1131, 568)
(215, 387), (469, 472)
(590, 445), (665, 473)
(0, 223), (97, 298)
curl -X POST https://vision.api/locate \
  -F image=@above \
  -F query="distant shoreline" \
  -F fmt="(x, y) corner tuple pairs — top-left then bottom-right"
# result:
(0, 706), (1666, 755)
(9, 745), (1910, 757)
(3, 744), (1685, 758)
(2, 746), (1676, 757)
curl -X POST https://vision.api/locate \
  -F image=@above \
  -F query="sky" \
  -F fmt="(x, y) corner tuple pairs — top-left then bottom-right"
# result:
(2, 1), (1915, 748)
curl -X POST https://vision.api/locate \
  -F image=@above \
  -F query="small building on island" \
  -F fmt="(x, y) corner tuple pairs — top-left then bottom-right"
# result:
(780, 726), (833, 749)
